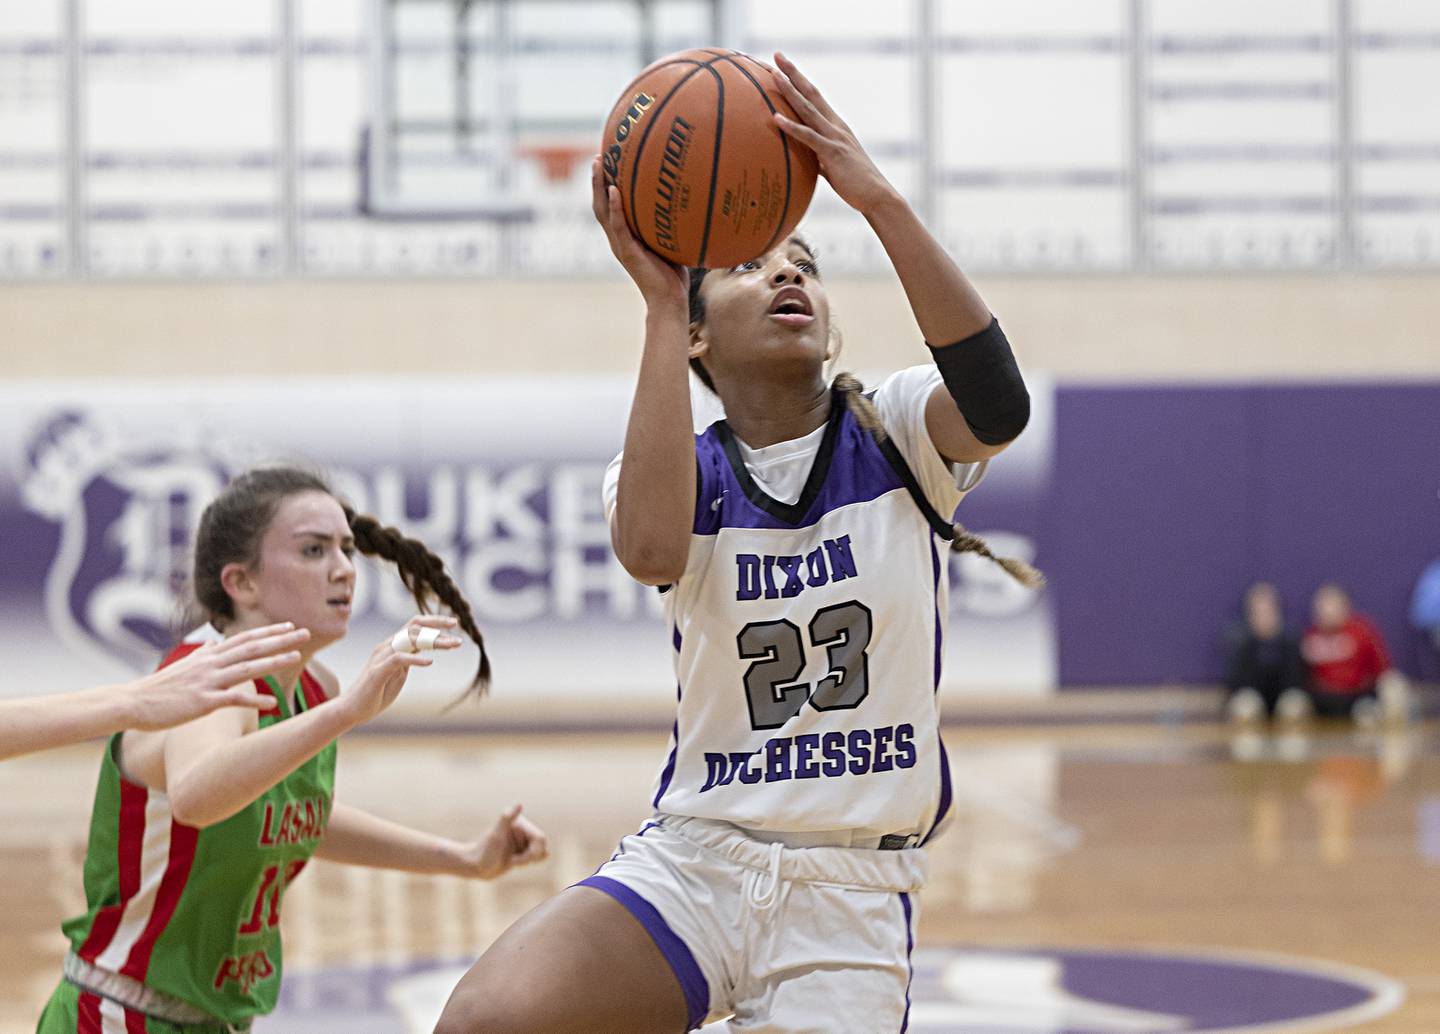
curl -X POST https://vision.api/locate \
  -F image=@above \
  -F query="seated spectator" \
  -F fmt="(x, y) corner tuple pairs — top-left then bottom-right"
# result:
(1299, 583), (1407, 724)
(1224, 582), (1306, 723)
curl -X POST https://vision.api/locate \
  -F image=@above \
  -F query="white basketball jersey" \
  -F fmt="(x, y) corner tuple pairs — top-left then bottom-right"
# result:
(604, 366), (983, 843)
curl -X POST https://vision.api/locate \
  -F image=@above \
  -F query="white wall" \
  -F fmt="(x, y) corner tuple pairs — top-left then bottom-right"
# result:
(5, 274), (1438, 382)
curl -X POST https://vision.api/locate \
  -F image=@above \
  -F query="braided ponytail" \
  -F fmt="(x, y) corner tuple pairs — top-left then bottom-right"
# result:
(832, 373), (1045, 590)
(344, 506), (492, 693)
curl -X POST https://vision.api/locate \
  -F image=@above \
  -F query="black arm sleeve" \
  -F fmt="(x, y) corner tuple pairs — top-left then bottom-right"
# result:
(927, 317), (1030, 446)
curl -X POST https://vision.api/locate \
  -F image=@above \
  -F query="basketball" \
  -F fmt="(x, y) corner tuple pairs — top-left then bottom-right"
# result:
(600, 48), (820, 269)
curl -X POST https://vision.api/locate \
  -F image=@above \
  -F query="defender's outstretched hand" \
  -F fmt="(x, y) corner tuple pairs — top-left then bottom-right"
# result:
(128, 623), (312, 728)
(0, 622), (311, 762)
(337, 616), (462, 728)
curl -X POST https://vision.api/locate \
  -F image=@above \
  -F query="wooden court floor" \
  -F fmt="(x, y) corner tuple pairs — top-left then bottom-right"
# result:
(3, 722), (1436, 1032)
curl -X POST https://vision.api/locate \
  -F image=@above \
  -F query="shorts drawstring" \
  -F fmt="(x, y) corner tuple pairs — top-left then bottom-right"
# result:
(747, 840), (785, 911)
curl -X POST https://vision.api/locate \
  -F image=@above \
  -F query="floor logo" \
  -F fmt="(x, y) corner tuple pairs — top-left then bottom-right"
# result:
(266, 944), (1403, 1033)
(901, 945), (1403, 1033)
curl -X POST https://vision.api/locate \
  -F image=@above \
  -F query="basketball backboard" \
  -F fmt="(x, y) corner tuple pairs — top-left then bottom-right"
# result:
(361, 0), (735, 222)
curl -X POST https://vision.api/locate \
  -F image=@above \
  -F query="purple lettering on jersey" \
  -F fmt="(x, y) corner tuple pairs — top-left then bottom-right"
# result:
(732, 537), (859, 605)
(895, 724), (918, 769)
(847, 729), (872, 775)
(776, 556), (806, 598)
(696, 725), (917, 794)
(765, 739), (792, 782)
(872, 725), (895, 772)
(804, 546), (830, 587)
(732, 751), (763, 785)
(735, 555), (762, 601)
(793, 734), (820, 778)
(700, 754), (727, 793)
(824, 535), (858, 581)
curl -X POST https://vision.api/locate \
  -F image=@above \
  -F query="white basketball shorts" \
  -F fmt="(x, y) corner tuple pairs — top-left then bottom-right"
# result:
(575, 814), (928, 1033)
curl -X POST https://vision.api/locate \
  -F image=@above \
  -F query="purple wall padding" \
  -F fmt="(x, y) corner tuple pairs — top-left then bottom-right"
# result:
(1053, 383), (1440, 686)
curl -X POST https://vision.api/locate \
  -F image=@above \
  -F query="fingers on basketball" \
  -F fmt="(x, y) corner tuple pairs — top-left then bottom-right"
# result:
(599, 48), (818, 268)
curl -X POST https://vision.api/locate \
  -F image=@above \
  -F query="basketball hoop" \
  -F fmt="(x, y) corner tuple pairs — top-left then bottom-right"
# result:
(517, 143), (594, 185)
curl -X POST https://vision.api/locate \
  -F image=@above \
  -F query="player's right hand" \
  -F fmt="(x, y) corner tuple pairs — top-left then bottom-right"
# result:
(591, 156), (689, 308)
(127, 623), (311, 730)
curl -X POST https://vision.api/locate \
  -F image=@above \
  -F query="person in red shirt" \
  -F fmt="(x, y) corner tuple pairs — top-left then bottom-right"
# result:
(1299, 583), (1403, 723)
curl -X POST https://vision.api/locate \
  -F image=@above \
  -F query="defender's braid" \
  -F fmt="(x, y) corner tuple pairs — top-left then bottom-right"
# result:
(832, 373), (1046, 590)
(344, 507), (491, 691)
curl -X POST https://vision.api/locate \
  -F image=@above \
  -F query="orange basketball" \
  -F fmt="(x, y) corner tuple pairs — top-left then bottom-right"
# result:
(600, 48), (819, 269)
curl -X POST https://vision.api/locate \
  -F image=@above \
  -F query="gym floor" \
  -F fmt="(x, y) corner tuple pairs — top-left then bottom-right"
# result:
(4, 721), (1435, 1033)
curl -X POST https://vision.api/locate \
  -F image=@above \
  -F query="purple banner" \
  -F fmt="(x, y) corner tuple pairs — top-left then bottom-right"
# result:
(0, 374), (1055, 713)
(1053, 382), (1440, 686)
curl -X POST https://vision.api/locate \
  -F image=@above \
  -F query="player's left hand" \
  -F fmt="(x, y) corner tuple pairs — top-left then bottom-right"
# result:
(459, 803), (549, 879)
(769, 51), (898, 217)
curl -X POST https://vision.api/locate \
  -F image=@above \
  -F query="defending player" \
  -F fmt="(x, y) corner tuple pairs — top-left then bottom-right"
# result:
(37, 467), (548, 1033)
(436, 53), (1034, 1034)
(0, 623), (309, 762)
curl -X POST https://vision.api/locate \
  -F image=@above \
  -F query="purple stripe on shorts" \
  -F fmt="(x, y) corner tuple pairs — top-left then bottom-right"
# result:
(577, 875), (710, 1031)
(899, 892), (915, 1032)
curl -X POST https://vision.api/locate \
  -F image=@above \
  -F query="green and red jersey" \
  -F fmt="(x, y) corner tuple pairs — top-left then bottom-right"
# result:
(60, 634), (337, 1024)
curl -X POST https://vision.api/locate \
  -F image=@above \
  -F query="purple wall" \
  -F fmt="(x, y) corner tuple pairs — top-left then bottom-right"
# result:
(1053, 383), (1440, 686)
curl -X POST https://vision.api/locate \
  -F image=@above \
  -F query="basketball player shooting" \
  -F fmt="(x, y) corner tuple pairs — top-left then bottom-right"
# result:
(436, 51), (1035, 1034)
